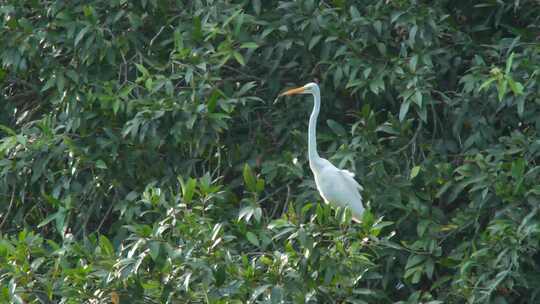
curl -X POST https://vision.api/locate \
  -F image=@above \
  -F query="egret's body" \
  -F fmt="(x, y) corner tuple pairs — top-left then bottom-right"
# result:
(281, 83), (365, 220)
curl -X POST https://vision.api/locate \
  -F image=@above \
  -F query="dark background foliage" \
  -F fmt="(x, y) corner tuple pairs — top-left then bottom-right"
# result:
(1, 0), (540, 303)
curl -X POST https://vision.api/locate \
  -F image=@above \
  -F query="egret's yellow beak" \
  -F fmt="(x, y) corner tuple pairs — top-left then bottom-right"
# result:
(279, 86), (305, 96)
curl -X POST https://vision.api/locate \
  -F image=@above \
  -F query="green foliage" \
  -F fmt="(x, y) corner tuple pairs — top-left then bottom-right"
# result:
(2, 0), (540, 303)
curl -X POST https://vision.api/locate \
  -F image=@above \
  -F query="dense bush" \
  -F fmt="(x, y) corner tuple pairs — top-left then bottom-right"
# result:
(1, 0), (540, 303)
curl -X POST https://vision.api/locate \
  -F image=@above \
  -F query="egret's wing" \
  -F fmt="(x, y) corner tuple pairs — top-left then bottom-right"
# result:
(338, 169), (364, 191)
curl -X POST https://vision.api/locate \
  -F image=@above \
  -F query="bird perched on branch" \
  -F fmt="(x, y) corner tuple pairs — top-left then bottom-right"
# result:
(279, 83), (365, 221)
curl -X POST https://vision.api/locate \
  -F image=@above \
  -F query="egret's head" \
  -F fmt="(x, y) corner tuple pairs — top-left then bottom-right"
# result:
(279, 82), (319, 97)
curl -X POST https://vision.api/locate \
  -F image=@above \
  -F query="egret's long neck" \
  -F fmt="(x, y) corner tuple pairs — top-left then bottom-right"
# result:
(308, 88), (321, 167)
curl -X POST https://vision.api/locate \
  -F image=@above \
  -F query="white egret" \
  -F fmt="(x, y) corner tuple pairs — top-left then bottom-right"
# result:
(280, 83), (365, 221)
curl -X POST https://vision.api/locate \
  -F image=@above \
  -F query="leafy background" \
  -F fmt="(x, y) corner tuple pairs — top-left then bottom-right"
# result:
(1, 0), (540, 303)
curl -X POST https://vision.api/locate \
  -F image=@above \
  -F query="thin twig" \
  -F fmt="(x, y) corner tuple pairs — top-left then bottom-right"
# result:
(281, 185), (291, 216)
(0, 188), (16, 230)
(259, 184), (289, 205)
(149, 26), (168, 51)
(268, 184), (291, 218)
(96, 200), (115, 233)
(391, 122), (422, 155)
(222, 65), (263, 81)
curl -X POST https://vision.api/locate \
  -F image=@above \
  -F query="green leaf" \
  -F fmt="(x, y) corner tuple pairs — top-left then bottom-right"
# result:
(42, 76), (56, 92)
(37, 212), (60, 228)
(192, 15), (202, 41)
(252, 0), (262, 15)
(99, 235), (114, 256)
(75, 26), (90, 46)
(350, 6), (361, 20)
(180, 177), (197, 204)
(406, 254), (426, 270)
(447, 181), (466, 203)
(240, 42), (259, 49)
(327, 119), (346, 136)
(16, 134), (27, 146)
(8, 280), (24, 304)
(479, 77), (496, 91)
(376, 123), (399, 135)
(270, 286), (284, 303)
(246, 231), (259, 247)
(250, 284), (271, 302)
(56, 72), (65, 93)
(505, 52), (515, 75)
(507, 78), (524, 95)
(391, 11), (405, 23)
(239, 205), (255, 222)
(96, 159), (108, 169)
(243, 164), (257, 192)
(516, 96), (525, 117)
(376, 42), (387, 56)
(373, 20), (382, 36)
(417, 220), (430, 237)
(333, 66), (343, 87)
(512, 159), (525, 180)
(211, 223), (223, 241)
(234, 12), (244, 36)
(237, 81), (257, 96)
(207, 89), (222, 112)
(425, 258), (435, 279)
(410, 166), (421, 179)
(409, 55), (418, 72)
(256, 178), (265, 193)
(408, 25), (418, 46)
(399, 100), (411, 121)
(417, 105), (427, 123)
(183, 272), (192, 291)
(0, 125), (16, 136)
(497, 79), (508, 102)
(253, 207), (262, 222)
(66, 69), (79, 82)
(309, 35), (322, 50)
(413, 91), (422, 107)
(268, 219), (291, 229)
(436, 181), (453, 198)
(135, 63), (149, 77)
(233, 52), (245, 66)
(148, 241), (160, 261)
(369, 77), (384, 95)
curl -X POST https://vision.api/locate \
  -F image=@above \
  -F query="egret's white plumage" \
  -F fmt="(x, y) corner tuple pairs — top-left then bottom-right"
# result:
(280, 83), (365, 220)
